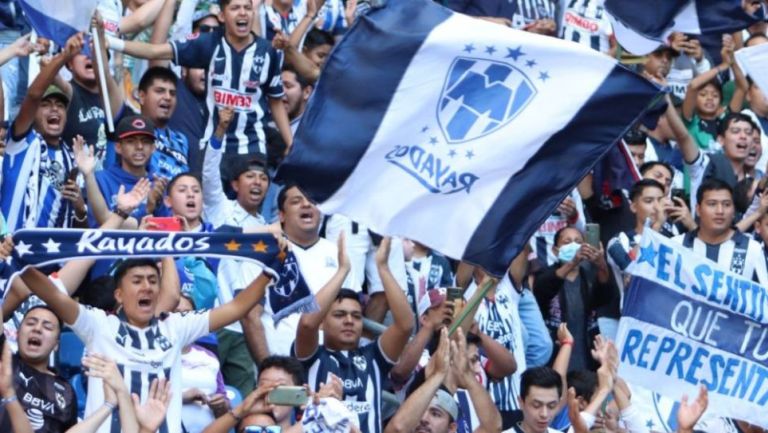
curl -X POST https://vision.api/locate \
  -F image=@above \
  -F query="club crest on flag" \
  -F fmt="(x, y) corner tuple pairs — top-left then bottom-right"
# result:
(437, 56), (537, 143)
(384, 43), (545, 195)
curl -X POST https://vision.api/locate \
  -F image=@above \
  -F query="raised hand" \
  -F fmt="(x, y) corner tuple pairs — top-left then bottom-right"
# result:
(116, 178), (151, 215)
(82, 354), (127, 398)
(132, 378), (172, 433)
(425, 327), (450, 379)
(337, 231), (351, 272)
(374, 236), (391, 267)
(73, 135), (96, 176)
(0, 341), (14, 399)
(0, 236), (15, 261)
(64, 32), (85, 60)
(146, 176), (169, 214)
(344, 0), (358, 26)
(557, 323), (574, 345)
(677, 386), (708, 433)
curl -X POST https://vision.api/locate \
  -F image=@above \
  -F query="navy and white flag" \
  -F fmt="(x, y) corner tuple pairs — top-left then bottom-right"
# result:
(617, 229), (768, 428)
(18, 0), (99, 48)
(0, 229), (316, 321)
(276, 0), (661, 276)
(605, 0), (762, 55)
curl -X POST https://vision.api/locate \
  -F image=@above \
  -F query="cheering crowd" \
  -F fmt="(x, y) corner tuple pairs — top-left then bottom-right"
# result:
(0, 0), (766, 432)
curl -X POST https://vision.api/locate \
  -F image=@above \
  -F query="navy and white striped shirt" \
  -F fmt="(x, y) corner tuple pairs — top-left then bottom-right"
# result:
(673, 230), (768, 284)
(294, 339), (394, 433)
(0, 126), (77, 231)
(560, 0), (613, 54)
(170, 30), (284, 156)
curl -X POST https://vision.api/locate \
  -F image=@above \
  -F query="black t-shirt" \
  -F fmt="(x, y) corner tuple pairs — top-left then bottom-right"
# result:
(168, 79), (206, 178)
(62, 80), (107, 154)
(0, 355), (77, 433)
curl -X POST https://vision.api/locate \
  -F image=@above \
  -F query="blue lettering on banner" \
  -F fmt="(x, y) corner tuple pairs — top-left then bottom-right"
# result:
(629, 239), (768, 324)
(619, 229), (768, 423)
(619, 326), (768, 405)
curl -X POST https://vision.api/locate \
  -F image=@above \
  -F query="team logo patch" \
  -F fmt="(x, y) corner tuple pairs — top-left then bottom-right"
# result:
(55, 392), (66, 410)
(353, 355), (367, 371)
(132, 118), (146, 129)
(385, 43), (547, 195)
(437, 57), (536, 143)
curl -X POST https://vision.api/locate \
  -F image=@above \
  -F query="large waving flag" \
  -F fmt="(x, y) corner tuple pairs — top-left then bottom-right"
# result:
(605, 0), (762, 55)
(276, 0), (661, 276)
(17, 0), (99, 48)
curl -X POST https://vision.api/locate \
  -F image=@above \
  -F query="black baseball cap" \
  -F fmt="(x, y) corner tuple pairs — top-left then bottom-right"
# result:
(231, 154), (268, 180)
(116, 115), (156, 140)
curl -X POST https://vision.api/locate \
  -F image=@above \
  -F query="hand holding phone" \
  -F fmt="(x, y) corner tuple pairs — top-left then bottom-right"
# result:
(585, 223), (600, 248)
(145, 216), (183, 232)
(267, 386), (309, 406)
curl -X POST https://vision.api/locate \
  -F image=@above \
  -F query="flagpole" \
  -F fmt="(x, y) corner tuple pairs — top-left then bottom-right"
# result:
(91, 27), (114, 133)
(449, 277), (498, 336)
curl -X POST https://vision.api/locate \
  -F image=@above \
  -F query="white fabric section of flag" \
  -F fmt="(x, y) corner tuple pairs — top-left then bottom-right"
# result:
(736, 43), (768, 101)
(320, 13), (616, 258)
(607, 1), (700, 55)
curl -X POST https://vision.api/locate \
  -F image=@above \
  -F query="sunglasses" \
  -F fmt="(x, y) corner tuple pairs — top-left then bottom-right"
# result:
(198, 24), (220, 33)
(243, 427), (281, 433)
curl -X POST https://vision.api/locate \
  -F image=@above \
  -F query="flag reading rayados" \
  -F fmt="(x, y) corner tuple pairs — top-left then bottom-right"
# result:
(277, 0), (661, 276)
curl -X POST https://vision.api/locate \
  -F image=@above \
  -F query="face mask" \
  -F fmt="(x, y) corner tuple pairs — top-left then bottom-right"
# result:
(557, 242), (581, 263)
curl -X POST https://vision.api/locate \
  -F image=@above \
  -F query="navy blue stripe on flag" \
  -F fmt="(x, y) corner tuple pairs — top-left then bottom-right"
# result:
(275, 0), (452, 200)
(462, 64), (660, 274)
(696, 0), (763, 35)
(18, 2), (81, 48)
(604, 0), (687, 37)
(622, 275), (765, 365)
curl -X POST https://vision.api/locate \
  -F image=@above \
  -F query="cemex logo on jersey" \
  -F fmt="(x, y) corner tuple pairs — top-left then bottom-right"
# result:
(214, 88), (255, 112)
(385, 43), (541, 195)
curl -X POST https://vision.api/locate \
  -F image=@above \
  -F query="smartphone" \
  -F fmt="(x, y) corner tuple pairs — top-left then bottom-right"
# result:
(446, 287), (463, 302)
(146, 216), (183, 232)
(671, 188), (688, 205)
(67, 168), (79, 183)
(585, 223), (600, 248)
(267, 386), (309, 406)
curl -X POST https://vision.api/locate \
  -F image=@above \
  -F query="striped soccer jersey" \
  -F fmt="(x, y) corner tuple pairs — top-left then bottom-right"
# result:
(1, 127), (77, 232)
(560, 0), (613, 54)
(70, 305), (210, 433)
(295, 340), (394, 433)
(170, 30), (284, 156)
(673, 230), (768, 284)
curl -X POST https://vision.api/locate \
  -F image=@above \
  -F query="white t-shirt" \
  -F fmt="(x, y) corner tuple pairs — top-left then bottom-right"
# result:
(70, 305), (210, 433)
(262, 238), (348, 356)
(181, 346), (222, 433)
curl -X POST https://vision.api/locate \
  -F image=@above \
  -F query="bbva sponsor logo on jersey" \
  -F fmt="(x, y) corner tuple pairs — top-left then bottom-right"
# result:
(437, 57), (536, 144)
(214, 88), (255, 111)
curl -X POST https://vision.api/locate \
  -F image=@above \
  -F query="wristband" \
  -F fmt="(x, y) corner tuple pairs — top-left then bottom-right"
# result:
(560, 340), (574, 346)
(113, 208), (131, 219)
(1, 395), (17, 407)
(228, 409), (242, 424)
(106, 36), (125, 52)
(103, 401), (116, 411)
